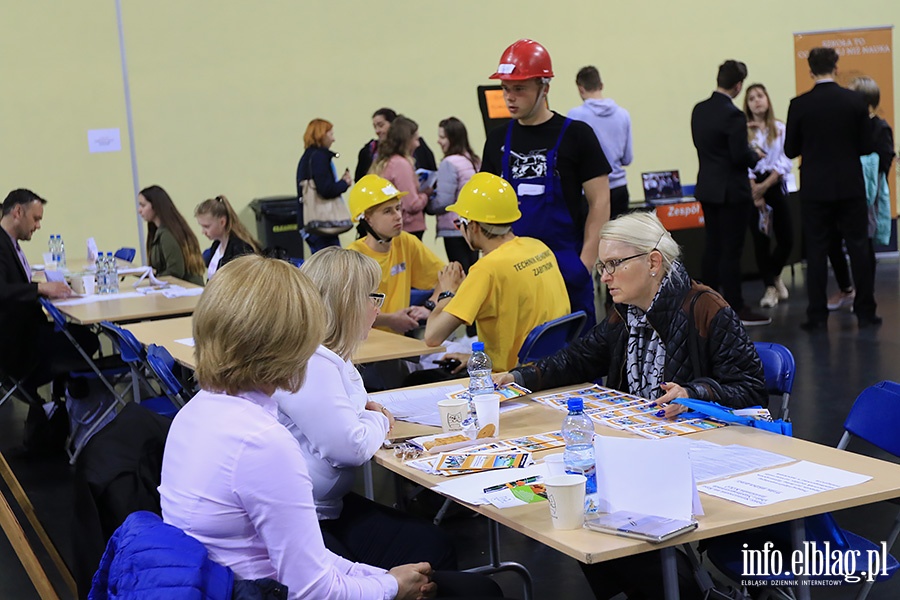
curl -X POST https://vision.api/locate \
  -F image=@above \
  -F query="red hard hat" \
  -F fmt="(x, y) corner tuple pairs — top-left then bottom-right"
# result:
(489, 39), (554, 80)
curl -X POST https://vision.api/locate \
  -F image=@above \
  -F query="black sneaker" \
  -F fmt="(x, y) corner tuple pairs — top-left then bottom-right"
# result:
(738, 307), (772, 327)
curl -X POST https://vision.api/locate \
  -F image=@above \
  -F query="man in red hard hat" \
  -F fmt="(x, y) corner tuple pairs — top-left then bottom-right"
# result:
(481, 38), (611, 328)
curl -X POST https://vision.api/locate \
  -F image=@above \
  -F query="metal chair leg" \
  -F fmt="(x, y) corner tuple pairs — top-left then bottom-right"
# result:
(463, 519), (533, 600)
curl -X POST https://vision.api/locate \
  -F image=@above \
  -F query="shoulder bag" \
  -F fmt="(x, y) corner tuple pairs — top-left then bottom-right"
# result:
(300, 178), (352, 236)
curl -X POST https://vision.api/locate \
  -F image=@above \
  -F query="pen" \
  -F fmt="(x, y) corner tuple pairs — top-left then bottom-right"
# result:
(483, 475), (541, 494)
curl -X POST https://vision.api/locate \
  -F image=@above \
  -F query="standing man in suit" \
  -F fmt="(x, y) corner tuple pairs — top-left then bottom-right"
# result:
(1, 189), (99, 453)
(691, 60), (768, 326)
(784, 47), (878, 330)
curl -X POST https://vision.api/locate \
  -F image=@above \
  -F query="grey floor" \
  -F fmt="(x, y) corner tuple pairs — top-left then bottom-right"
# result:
(2, 260), (900, 599)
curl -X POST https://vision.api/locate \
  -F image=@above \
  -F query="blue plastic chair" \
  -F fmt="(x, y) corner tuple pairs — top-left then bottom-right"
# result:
(114, 247), (136, 263)
(517, 311), (587, 365)
(145, 345), (189, 411)
(40, 299), (131, 463)
(754, 342), (796, 421)
(706, 382), (900, 598)
(99, 322), (179, 418)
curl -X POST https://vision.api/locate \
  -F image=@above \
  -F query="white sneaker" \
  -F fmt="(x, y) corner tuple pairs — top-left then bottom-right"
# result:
(773, 276), (789, 300)
(759, 287), (779, 308)
(827, 289), (855, 311)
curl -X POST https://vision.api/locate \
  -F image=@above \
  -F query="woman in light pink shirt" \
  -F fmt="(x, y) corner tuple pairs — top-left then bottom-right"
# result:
(372, 116), (429, 238)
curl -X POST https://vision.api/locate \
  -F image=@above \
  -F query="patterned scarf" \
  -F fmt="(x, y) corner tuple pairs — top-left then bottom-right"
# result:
(624, 263), (680, 399)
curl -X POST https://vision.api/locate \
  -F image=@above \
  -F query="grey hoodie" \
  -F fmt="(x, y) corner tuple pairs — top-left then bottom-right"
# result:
(567, 98), (633, 190)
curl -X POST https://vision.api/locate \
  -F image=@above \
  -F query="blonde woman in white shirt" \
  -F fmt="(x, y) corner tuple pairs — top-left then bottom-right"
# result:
(743, 83), (795, 308)
(276, 248), (497, 596)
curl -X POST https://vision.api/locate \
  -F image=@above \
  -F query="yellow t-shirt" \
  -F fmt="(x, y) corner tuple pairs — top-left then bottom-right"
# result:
(348, 232), (443, 317)
(444, 237), (570, 371)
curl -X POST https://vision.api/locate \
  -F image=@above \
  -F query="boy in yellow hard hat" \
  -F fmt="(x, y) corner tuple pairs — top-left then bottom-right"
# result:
(423, 173), (570, 371)
(347, 174), (445, 333)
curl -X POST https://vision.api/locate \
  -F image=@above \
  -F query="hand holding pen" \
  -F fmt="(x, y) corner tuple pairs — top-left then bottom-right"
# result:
(654, 382), (689, 418)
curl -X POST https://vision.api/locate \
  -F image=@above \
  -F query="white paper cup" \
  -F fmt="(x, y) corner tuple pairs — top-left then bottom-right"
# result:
(473, 393), (501, 438)
(544, 453), (566, 477)
(42, 252), (55, 269)
(82, 275), (96, 296)
(437, 398), (469, 432)
(545, 474), (587, 530)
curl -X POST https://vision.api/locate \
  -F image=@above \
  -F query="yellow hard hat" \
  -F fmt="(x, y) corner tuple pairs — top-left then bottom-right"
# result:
(348, 174), (408, 222)
(446, 173), (521, 224)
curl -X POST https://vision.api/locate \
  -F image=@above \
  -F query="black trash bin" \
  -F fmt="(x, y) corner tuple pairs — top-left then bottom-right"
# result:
(249, 195), (304, 260)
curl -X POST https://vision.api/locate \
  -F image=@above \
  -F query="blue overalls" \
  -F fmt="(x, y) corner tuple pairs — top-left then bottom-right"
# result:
(501, 119), (596, 329)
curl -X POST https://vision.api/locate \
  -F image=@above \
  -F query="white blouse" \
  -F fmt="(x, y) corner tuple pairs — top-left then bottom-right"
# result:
(748, 121), (796, 190)
(275, 345), (390, 520)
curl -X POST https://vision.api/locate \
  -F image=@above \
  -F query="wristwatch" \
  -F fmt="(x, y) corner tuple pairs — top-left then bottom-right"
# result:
(423, 299), (436, 311)
(437, 290), (456, 302)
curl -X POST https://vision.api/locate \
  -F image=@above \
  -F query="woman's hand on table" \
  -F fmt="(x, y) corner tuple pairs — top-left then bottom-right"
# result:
(492, 372), (515, 386)
(657, 382), (689, 418)
(366, 400), (395, 432)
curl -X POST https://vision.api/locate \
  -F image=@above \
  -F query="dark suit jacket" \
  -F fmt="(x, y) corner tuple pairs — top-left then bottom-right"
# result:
(691, 92), (760, 205)
(0, 228), (47, 376)
(784, 81), (874, 201)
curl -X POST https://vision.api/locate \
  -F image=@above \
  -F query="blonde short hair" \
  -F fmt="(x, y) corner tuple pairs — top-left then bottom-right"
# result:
(300, 247), (381, 360)
(193, 254), (325, 394)
(600, 211), (682, 271)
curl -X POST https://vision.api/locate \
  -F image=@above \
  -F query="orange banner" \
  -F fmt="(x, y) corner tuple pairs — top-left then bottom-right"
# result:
(793, 27), (895, 217)
(485, 89), (511, 119)
(655, 201), (705, 231)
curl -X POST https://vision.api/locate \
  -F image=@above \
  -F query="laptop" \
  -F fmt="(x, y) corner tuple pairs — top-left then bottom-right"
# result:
(641, 170), (684, 204)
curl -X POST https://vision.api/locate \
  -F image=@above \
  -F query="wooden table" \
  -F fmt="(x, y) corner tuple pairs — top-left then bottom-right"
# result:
(51, 276), (202, 325)
(374, 385), (900, 599)
(123, 317), (444, 368)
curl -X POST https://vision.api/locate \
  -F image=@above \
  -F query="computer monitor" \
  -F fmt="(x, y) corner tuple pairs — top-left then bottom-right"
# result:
(641, 170), (683, 203)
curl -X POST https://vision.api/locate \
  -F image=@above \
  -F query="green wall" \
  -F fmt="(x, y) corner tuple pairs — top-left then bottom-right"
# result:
(2, 1), (897, 263)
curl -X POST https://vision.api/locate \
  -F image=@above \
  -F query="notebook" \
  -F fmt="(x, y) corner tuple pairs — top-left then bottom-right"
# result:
(585, 511), (698, 543)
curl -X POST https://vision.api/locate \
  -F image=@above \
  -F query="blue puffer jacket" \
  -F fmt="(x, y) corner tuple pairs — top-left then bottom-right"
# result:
(89, 511), (234, 600)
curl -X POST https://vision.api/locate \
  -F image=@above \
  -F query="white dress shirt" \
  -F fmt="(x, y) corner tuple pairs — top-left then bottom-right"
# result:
(275, 345), (390, 520)
(159, 389), (397, 600)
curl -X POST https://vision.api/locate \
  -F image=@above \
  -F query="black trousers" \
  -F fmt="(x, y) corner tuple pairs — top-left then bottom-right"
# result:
(700, 201), (749, 311)
(579, 549), (703, 600)
(801, 197), (876, 322)
(828, 234), (875, 293)
(20, 322), (101, 402)
(748, 181), (793, 288)
(320, 493), (504, 598)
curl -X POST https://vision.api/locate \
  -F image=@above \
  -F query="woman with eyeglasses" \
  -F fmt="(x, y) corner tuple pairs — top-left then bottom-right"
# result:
(497, 211), (765, 415)
(194, 194), (261, 279)
(274, 248), (490, 593)
(497, 211), (765, 600)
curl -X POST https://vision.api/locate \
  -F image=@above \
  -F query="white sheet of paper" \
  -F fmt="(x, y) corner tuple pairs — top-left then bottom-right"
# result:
(433, 464), (547, 506)
(54, 291), (144, 306)
(45, 270), (67, 283)
(86, 237), (99, 262)
(175, 338), (195, 347)
(87, 128), (122, 153)
(595, 435), (697, 521)
(672, 440), (795, 483)
(698, 460), (872, 507)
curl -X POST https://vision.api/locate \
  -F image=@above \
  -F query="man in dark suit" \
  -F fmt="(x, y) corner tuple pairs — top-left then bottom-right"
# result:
(691, 60), (768, 326)
(1, 188), (99, 452)
(784, 47), (878, 330)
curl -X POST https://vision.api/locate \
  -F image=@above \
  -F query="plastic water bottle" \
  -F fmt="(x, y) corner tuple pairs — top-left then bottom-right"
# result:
(467, 342), (493, 397)
(48, 235), (58, 266)
(107, 252), (119, 293)
(57, 235), (67, 269)
(562, 398), (598, 510)
(97, 253), (109, 294)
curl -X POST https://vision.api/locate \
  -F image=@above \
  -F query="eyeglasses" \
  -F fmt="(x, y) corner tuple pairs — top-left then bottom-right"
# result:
(453, 217), (470, 231)
(368, 292), (385, 309)
(595, 252), (648, 276)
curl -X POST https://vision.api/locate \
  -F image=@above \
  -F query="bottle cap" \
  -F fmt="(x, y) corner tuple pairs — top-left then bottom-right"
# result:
(471, 341), (485, 352)
(566, 398), (584, 412)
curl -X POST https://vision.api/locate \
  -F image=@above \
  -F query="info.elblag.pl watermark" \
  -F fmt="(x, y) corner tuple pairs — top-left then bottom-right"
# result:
(741, 541), (890, 586)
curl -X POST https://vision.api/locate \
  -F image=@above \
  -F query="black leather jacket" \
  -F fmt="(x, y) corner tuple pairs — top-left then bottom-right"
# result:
(513, 262), (766, 408)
